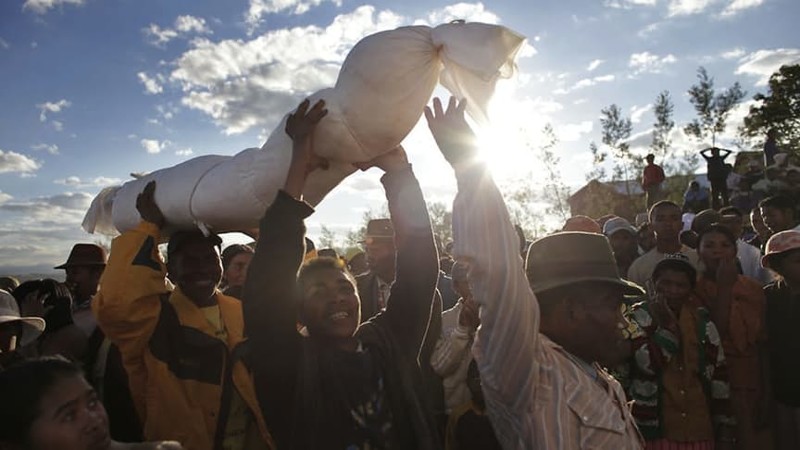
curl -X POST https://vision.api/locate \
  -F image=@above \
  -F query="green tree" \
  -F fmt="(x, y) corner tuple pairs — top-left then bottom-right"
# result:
(684, 66), (746, 147)
(741, 64), (800, 155)
(600, 104), (637, 196)
(318, 224), (339, 250)
(586, 141), (607, 181)
(651, 90), (675, 164)
(538, 124), (571, 222)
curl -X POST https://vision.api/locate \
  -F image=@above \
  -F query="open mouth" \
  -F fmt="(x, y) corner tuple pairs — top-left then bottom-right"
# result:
(328, 311), (351, 322)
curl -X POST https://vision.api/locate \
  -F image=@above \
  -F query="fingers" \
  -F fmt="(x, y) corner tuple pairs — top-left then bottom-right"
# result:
(456, 97), (468, 115)
(433, 97), (444, 118)
(445, 96), (457, 115)
(423, 106), (434, 125)
(308, 99), (328, 123)
(295, 98), (310, 116)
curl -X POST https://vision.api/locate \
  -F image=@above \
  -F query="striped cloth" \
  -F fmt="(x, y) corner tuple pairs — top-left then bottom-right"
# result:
(451, 164), (644, 450)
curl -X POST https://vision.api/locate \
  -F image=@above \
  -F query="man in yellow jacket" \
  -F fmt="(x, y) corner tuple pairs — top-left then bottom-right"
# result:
(93, 181), (273, 450)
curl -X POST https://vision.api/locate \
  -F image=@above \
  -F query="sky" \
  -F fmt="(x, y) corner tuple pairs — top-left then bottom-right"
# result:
(0, 0), (799, 274)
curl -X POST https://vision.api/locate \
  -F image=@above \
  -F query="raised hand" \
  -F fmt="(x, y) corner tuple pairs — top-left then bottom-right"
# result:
(353, 146), (409, 174)
(283, 99), (329, 199)
(424, 96), (478, 168)
(648, 292), (678, 334)
(716, 257), (739, 289)
(136, 181), (166, 228)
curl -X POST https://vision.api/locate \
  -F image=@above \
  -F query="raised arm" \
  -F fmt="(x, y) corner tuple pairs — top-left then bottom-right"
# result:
(242, 99), (326, 434)
(355, 147), (439, 357)
(426, 97), (539, 411)
(92, 181), (170, 416)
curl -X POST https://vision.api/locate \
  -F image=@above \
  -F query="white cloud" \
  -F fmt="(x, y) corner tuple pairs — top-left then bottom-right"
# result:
(587, 59), (604, 71)
(31, 143), (60, 155)
(246, 0), (344, 34)
(0, 192), (11, 204)
(721, 47), (746, 60)
(144, 15), (212, 47)
(720, 0), (764, 17)
(37, 99), (71, 122)
(631, 103), (653, 124)
(628, 51), (677, 75)
(52, 120), (64, 131)
(22, 0), (84, 14)
(603, 0), (656, 8)
(735, 48), (800, 86)
(420, 2), (500, 25)
(0, 38), (9, 49)
(0, 149), (41, 174)
(175, 148), (194, 156)
(566, 74), (616, 92)
(557, 121), (594, 142)
(140, 139), (168, 154)
(667, 0), (718, 17)
(137, 72), (164, 94)
(54, 176), (122, 188)
(172, 5), (404, 134)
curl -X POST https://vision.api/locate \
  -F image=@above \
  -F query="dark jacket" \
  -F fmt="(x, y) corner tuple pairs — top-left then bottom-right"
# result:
(244, 165), (442, 449)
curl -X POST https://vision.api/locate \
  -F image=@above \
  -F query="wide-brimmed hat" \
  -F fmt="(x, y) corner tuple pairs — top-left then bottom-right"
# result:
(54, 243), (107, 269)
(0, 290), (45, 347)
(526, 231), (644, 295)
(360, 219), (394, 244)
(762, 230), (800, 269)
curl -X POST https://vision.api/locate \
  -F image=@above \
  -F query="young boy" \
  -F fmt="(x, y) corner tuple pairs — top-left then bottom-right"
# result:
(243, 99), (441, 449)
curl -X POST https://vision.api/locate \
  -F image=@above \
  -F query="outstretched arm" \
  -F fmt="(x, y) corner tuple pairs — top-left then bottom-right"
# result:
(427, 97), (539, 412)
(355, 147), (439, 357)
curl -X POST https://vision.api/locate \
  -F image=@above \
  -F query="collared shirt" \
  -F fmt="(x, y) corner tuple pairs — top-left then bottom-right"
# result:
(451, 164), (643, 450)
(627, 246), (700, 292)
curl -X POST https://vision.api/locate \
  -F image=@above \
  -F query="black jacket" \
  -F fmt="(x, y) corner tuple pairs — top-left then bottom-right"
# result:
(243, 165), (442, 449)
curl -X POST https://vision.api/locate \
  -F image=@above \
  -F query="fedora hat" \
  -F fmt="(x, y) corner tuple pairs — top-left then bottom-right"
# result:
(762, 230), (800, 269)
(526, 231), (644, 295)
(0, 290), (45, 347)
(54, 243), (107, 270)
(360, 219), (394, 244)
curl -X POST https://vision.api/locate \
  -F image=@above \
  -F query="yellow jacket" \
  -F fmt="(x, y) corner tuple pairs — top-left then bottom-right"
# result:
(93, 222), (273, 450)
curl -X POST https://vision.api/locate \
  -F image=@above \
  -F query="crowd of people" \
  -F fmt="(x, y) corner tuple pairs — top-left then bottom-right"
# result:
(0, 96), (798, 450)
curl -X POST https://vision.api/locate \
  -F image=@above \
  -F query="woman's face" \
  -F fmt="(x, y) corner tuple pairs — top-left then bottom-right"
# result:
(698, 231), (737, 272)
(27, 375), (111, 450)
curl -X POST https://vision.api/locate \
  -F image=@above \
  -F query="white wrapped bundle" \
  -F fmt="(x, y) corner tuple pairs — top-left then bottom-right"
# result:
(82, 22), (525, 236)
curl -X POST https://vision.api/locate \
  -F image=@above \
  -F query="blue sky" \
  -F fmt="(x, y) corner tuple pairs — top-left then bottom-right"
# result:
(0, 0), (798, 273)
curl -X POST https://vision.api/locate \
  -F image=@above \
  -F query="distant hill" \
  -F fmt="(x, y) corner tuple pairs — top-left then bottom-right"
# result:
(0, 264), (64, 283)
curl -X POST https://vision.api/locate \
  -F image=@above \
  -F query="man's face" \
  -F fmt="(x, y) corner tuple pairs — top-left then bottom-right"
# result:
(570, 284), (628, 366)
(300, 268), (360, 340)
(223, 253), (252, 289)
(65, 266), (103, 302)
(761, 206), (793, 233)
(750, 209), (771, 238)
(170, 240), (222, 303)
(775, 250), (800, 285)
(650, 205), (683, 242)
(0, 321), (21, 354)
(698, 231), (737, 273)
(365, 239), (395, 274)
(608, 231), (637, 258)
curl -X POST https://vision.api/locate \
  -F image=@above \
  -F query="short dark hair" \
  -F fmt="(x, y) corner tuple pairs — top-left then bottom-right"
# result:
(652, 258), (697, 288)
(759, 195), (795, 211)
(296, 257), (355, 302)
(697, 223), (738, 247)
(646, 153), (655, 160)
(0, 356), (84, 445)
(167, 230), (222, 261)
(221, 244), (253, 270)
(12, 279), (74, 332)
(719, 206), (743, 218)
(649, 200), (681, 219)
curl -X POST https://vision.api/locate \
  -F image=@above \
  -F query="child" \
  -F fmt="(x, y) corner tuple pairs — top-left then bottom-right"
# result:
(761, 230), (800, 450)
(0, 356), (181, 449)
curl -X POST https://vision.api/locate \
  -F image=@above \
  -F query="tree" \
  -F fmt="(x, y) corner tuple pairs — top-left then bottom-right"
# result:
(318, 225), (339, 250)
(741, 64), (800, 155)
(651, 90), (675, 164)
(427, 201), (453, 245)
(600, 104), (636, 196)
(684, 66), (746, 147)
(586, 141), (607, 181)
(538, 124), (571, 221)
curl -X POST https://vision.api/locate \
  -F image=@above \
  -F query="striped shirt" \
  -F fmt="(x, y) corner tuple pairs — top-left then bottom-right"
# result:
(451, 164), (644, 450)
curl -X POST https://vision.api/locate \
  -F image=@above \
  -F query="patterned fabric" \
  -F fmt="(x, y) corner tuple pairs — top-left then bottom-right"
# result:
(451, 164), (644, 450)
(646, 439), (715, 450)
(624, 299), (734, 441)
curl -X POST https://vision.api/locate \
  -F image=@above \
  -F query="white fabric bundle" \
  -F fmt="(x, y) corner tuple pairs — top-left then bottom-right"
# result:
(83, 22), (525, 236)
